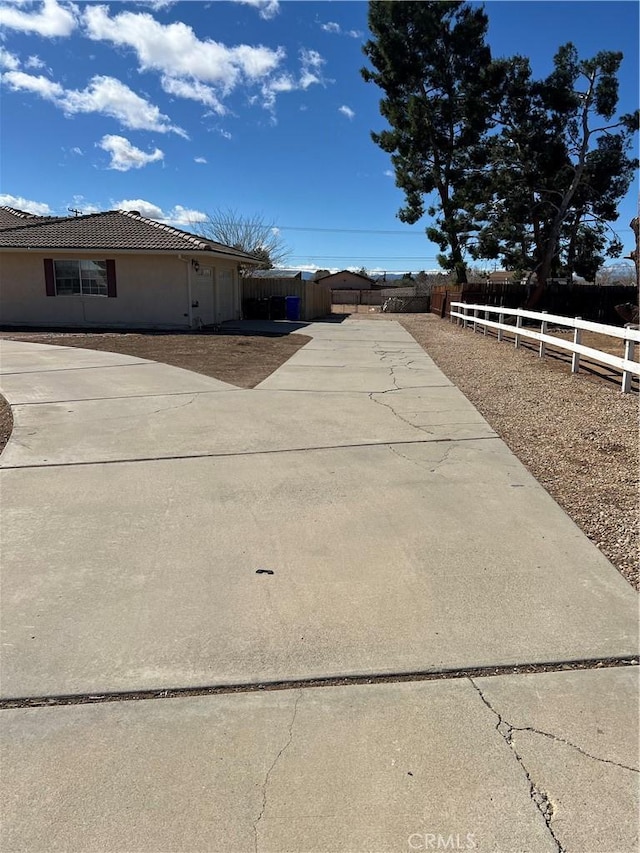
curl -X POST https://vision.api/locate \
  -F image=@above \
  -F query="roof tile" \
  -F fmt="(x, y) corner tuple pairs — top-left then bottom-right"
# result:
(0, 209), (258, 262)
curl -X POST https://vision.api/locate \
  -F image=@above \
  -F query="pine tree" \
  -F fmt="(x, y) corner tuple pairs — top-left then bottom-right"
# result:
(473, 45), (638, 298)
(362, 1), (498, 284)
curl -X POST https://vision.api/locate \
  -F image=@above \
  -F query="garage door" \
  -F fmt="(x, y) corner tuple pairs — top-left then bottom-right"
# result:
(215, 268), (239, 323)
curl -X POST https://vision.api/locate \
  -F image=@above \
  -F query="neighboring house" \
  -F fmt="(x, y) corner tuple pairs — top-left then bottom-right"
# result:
(0, 208), (259, 329)
(0, 206), (51, 229)
(317, 270), (374, 290)
(487, 271), (514, 284)
(249, 269), (317, 281)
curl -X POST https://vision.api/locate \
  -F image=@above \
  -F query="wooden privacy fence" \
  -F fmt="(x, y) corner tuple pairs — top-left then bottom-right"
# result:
(331, 287), (421, 307)
(432, 282), (638, 324)
(430, 288), (463, 318)
(450, 301), (640, 393)
(331, 289), (385, 306)
(242, 277), (331, 321)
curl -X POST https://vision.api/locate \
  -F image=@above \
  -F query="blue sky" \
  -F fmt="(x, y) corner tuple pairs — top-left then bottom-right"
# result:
(1, 0), (638, 274)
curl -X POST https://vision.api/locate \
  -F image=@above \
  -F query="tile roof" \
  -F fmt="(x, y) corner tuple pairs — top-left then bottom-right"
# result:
(250, 269), (302, 279)
(320, 269), (374, 283)
(0, 207), (52, 229)
(0, 209), (259, 262)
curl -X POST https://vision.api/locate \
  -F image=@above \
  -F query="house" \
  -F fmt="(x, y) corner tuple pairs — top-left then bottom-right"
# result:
(317, 270), (374, 290)
(487, 270), (514, 284)
(250, 268), (303, 280)
(0, 208), (259, 329)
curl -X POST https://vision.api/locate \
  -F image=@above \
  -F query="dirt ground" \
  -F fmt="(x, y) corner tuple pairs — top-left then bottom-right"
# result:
(0, 328), (310, 454)
(395, 313), (639, 589)
(0, 396), (12, 456)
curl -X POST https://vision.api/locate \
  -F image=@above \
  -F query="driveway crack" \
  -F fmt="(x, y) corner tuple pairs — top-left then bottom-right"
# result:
(368, 390), (435, 437)
(253, 691), (301, 853)
(388, 443), (454, 473)
(149, 395), (197, 416)
(469, 678), (566, 853)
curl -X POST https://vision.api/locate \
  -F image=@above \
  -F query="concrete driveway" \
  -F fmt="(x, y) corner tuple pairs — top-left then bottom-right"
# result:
(1, 319), (637, 852)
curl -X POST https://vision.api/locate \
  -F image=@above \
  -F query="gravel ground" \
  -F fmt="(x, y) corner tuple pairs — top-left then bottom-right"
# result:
(396, 314), (639, 590)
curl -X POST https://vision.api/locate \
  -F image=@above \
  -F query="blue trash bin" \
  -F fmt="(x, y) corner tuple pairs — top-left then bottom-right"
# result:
(285, 295), (301, 321)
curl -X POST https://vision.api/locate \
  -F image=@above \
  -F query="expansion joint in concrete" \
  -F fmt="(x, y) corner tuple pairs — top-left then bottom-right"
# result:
(2, 657), (637, 711)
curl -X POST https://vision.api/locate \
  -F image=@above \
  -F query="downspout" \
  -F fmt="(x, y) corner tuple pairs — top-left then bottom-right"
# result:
(178, 255), (193, 328)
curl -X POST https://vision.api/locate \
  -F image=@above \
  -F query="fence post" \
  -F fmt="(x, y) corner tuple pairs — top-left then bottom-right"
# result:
(514, 312), (523, 348)
(539, 311), (548, 358)
(473, 308), (479, 332)
(497, 311), (504, 342)
(483, 309), (489, 335)
(571, 318), (582, 373)
(622, 324), (636, 393)
(463, 304), (469, 329)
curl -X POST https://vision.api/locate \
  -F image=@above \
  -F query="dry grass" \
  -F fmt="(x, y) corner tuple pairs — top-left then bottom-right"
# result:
(397, 314), (639, 590)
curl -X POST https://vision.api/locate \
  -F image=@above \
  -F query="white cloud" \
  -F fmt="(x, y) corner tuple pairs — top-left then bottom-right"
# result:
(98, 134), (164, 171)
(63, 76), (186, 135)
(24, 55), (46, 70)
(1, 70), (63, 99)
(169, 205), (207, 224)
(2, 70), (187, 135)
(194, 156), (207, 164)
(113, 198), (207, 226)
(82, 5), (322, 116)
(260, 73), (295, 109)
(299, 48), (325, 90)
(0, 48), (21, 70)
(160, 75), (225, 115)
(320, 21), (362, 38)
(218, 129), (232, 139)
(115, 198), (164, 218)
(0, 193), (52, 215)
(258, 48), (325, 111)
(67, 194), (101, 214)
(339, 105), (355, 120)
(83, 6), (284, 88)
(384, 169), (394, 178)
(0, 0), (77, 37)
(232, 0), (280, 20)
(135, 0), (177, 9)
(71, 146), (83, 155)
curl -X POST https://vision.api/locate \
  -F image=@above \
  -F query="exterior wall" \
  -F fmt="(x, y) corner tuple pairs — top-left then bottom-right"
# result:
(0, 252), (240, 328)
(318, 271), (372, 290)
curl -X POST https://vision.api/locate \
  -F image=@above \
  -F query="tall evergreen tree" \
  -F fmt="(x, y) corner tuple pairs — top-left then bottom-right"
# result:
(362, 1), (498, 284)
(473, 45), (638, 294)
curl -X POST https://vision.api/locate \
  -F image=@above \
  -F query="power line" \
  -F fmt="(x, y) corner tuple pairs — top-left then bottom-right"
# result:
(277, 225), (427, 235)
(288, 255), (440, 261)
(278, 224), (634, 235)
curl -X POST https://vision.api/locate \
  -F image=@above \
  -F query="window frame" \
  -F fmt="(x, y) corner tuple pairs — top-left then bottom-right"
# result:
(45, 258), (117, 298)
(53, 259), (108, 297)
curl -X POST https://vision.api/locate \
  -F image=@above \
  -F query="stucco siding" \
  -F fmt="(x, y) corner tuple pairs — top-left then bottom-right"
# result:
(0, 252), (240, 328)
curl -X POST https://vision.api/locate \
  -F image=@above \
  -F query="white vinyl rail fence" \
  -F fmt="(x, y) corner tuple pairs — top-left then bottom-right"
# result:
(450, 302), (640, 393)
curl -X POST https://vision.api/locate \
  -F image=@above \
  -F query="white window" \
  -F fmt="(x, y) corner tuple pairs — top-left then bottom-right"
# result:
(54, 260), (108, 296)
